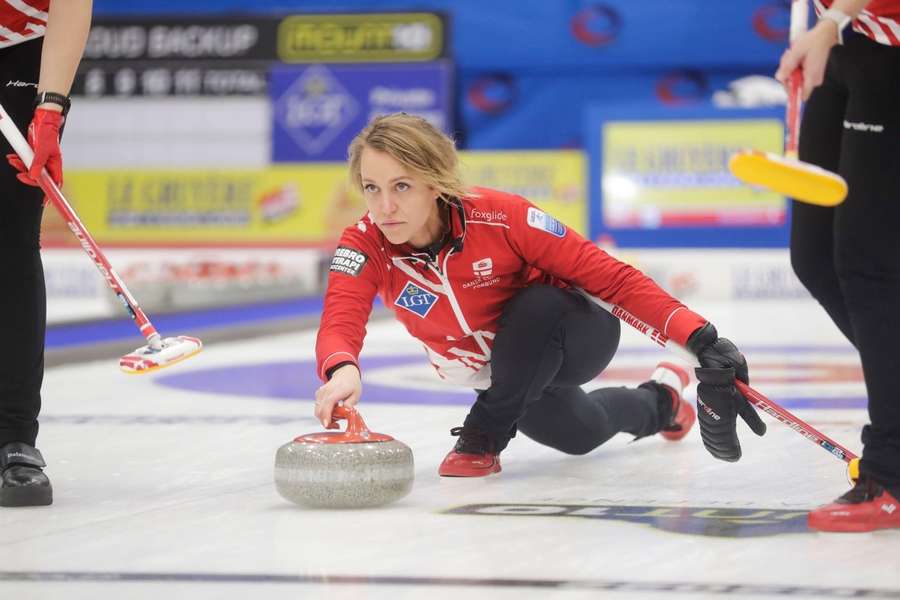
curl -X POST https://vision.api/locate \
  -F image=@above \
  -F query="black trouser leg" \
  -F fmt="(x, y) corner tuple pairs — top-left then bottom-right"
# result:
(516, 385), (660, 455)
(793, 36), (900, 487)
(0, 39), (45, 448)
(791, 58), (855, 344)
(464, 285), (664, 452)
(832, 39), (900, 488)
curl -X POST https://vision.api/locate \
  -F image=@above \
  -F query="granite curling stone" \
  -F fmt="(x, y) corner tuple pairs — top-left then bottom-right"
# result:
(275, 406), (414, 508)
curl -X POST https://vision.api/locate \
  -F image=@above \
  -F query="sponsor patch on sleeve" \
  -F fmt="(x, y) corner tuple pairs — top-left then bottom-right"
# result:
(330, 245), (368, 277)
(526, 206), (566, 238)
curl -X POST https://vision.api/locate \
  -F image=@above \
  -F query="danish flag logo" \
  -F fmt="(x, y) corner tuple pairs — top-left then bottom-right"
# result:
(472, 258), (493, 278)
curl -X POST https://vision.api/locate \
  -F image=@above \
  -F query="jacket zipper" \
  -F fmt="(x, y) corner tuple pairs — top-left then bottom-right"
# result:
(427, 247), (492, 356)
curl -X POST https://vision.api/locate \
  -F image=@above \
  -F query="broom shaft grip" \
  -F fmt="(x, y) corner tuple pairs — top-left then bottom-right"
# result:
(785, 0), (808, 156)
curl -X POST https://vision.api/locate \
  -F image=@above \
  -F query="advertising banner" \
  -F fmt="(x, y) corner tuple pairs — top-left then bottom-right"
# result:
(55, 150), (583, 246)
(460, 151), (585, 235)
(74, 13), (447, 97)
(276, 13), (445, 63)
(586, 104), (789, 247)
(601, 119), (784, 227)
(270, 61), (452, 162)
(61, 165), (354, 245)
(43, 247), (324, 324)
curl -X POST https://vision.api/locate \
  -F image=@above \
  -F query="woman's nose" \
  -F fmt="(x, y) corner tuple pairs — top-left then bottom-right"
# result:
(380, 193), (397, 214)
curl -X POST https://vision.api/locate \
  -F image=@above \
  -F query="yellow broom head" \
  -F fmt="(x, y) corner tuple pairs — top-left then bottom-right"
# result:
(729, 150), (848, 207)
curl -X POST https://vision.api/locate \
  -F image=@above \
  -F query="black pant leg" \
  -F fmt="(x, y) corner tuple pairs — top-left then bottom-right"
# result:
(791, 51), (855, 344)
(0, 39), (45, 447)
(517, 384), (660, 455)
(465, 284), (662, 452)
(830, 37), (900, 487)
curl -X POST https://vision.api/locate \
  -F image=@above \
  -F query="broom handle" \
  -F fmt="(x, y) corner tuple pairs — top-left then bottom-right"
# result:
(0, 102), (162, 350)
(785, 0), (808, 157)
(578, 289), (857, 463)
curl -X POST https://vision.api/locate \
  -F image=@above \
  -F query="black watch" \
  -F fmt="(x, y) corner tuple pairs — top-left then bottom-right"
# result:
(33, 91), (71, 116)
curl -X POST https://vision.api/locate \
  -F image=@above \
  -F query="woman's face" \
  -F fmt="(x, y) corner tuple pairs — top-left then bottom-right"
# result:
(360, 146), (441, 247)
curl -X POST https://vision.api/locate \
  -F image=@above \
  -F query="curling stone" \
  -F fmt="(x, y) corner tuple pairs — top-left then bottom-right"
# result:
(275, 406), (414, 508)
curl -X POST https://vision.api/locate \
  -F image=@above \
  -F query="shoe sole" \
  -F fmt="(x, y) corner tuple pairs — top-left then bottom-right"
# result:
(0, 486), (53, 507)
(807, 516), (899, 533)
(439, 463), (502, 477)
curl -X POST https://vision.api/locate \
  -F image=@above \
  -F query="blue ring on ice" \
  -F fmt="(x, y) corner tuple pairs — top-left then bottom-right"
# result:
(154, 350), (867, 409)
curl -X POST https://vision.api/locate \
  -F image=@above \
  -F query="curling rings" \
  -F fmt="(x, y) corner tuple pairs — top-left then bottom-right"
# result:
(275, 405), (414, 508)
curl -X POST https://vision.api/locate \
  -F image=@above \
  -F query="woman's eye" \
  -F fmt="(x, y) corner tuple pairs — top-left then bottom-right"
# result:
(364, 184), (377, 193)
(396, 182), (409, 191)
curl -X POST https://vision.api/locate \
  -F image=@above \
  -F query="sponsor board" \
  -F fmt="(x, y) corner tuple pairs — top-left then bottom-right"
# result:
(601, 119), (785, 229)
(75, 16), (276, 97)
(277, 13), (444, 63)
(270, 61), (451, 162)
(43, 247), (324, 324)
(82, 18), (276, 62)
(462, 150), (586, 235)
(602, 248), (811, 302)
(74, 13), (445, 97)
(59, 166), (354, 245)
(77, 63), (268, 97)
(445, 503), (810, 538)
(54, 150), (582, 246)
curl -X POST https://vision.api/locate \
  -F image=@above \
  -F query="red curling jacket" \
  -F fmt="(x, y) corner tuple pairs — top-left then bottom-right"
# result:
(316, 187), (707, 387)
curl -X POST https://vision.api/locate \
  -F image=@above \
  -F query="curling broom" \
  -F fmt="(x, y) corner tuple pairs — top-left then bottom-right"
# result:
(0, 102), (202, 374)
(728, 0), (848, 207)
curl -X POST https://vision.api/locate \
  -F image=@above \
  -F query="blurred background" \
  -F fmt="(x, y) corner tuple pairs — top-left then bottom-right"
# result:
(46, 0), (804, 342)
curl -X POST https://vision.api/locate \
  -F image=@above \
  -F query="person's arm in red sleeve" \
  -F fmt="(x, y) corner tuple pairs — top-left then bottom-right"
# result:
(503, 194), (704, 345)
(313, 224), (382, 426)
(6, 0), (93, 188)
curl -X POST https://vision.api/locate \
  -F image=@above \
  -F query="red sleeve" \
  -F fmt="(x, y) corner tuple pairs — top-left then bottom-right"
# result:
(505, 195), (706, 345)
(315, 223), (384, 381)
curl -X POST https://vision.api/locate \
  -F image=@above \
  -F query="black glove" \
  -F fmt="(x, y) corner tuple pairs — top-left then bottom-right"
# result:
(687, 323), (766, 462)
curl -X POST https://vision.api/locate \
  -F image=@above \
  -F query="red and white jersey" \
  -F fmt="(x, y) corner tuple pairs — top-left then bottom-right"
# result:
(316, 188), (707, 387)
(0, 0), (49, 49)
(814, 0), (900, 46)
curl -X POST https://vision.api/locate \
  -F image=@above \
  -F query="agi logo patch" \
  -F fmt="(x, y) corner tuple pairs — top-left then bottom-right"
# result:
(330, 245), (368, 277)
(526, 206), (566, 237)
(394, 281), (439, 318)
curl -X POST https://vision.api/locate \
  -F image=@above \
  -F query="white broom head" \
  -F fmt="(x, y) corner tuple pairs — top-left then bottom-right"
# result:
(119, 336), (203, 374)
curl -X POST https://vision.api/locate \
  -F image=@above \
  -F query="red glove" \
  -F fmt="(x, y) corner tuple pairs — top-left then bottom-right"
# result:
(6, 107), (64, 187)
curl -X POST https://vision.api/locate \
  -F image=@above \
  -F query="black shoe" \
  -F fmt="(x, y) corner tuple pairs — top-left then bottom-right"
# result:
(1, 442), (53, 507)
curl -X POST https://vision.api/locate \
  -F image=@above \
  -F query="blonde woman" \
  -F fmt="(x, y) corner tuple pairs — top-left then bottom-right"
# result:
(314, 113), (764, 477)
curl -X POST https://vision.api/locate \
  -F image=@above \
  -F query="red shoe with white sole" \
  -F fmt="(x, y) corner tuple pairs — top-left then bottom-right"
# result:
(438, 426), (501, 477)
(650, 361), (695, 442)
(808, 475), (900, 532)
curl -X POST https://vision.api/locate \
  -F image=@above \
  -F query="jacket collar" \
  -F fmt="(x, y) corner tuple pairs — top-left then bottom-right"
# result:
(385, 197), (466, 261)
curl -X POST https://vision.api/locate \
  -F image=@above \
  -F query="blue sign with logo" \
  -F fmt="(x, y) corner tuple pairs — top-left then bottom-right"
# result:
(394, 281), (439, 319)
(270, 61), (452, 162)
